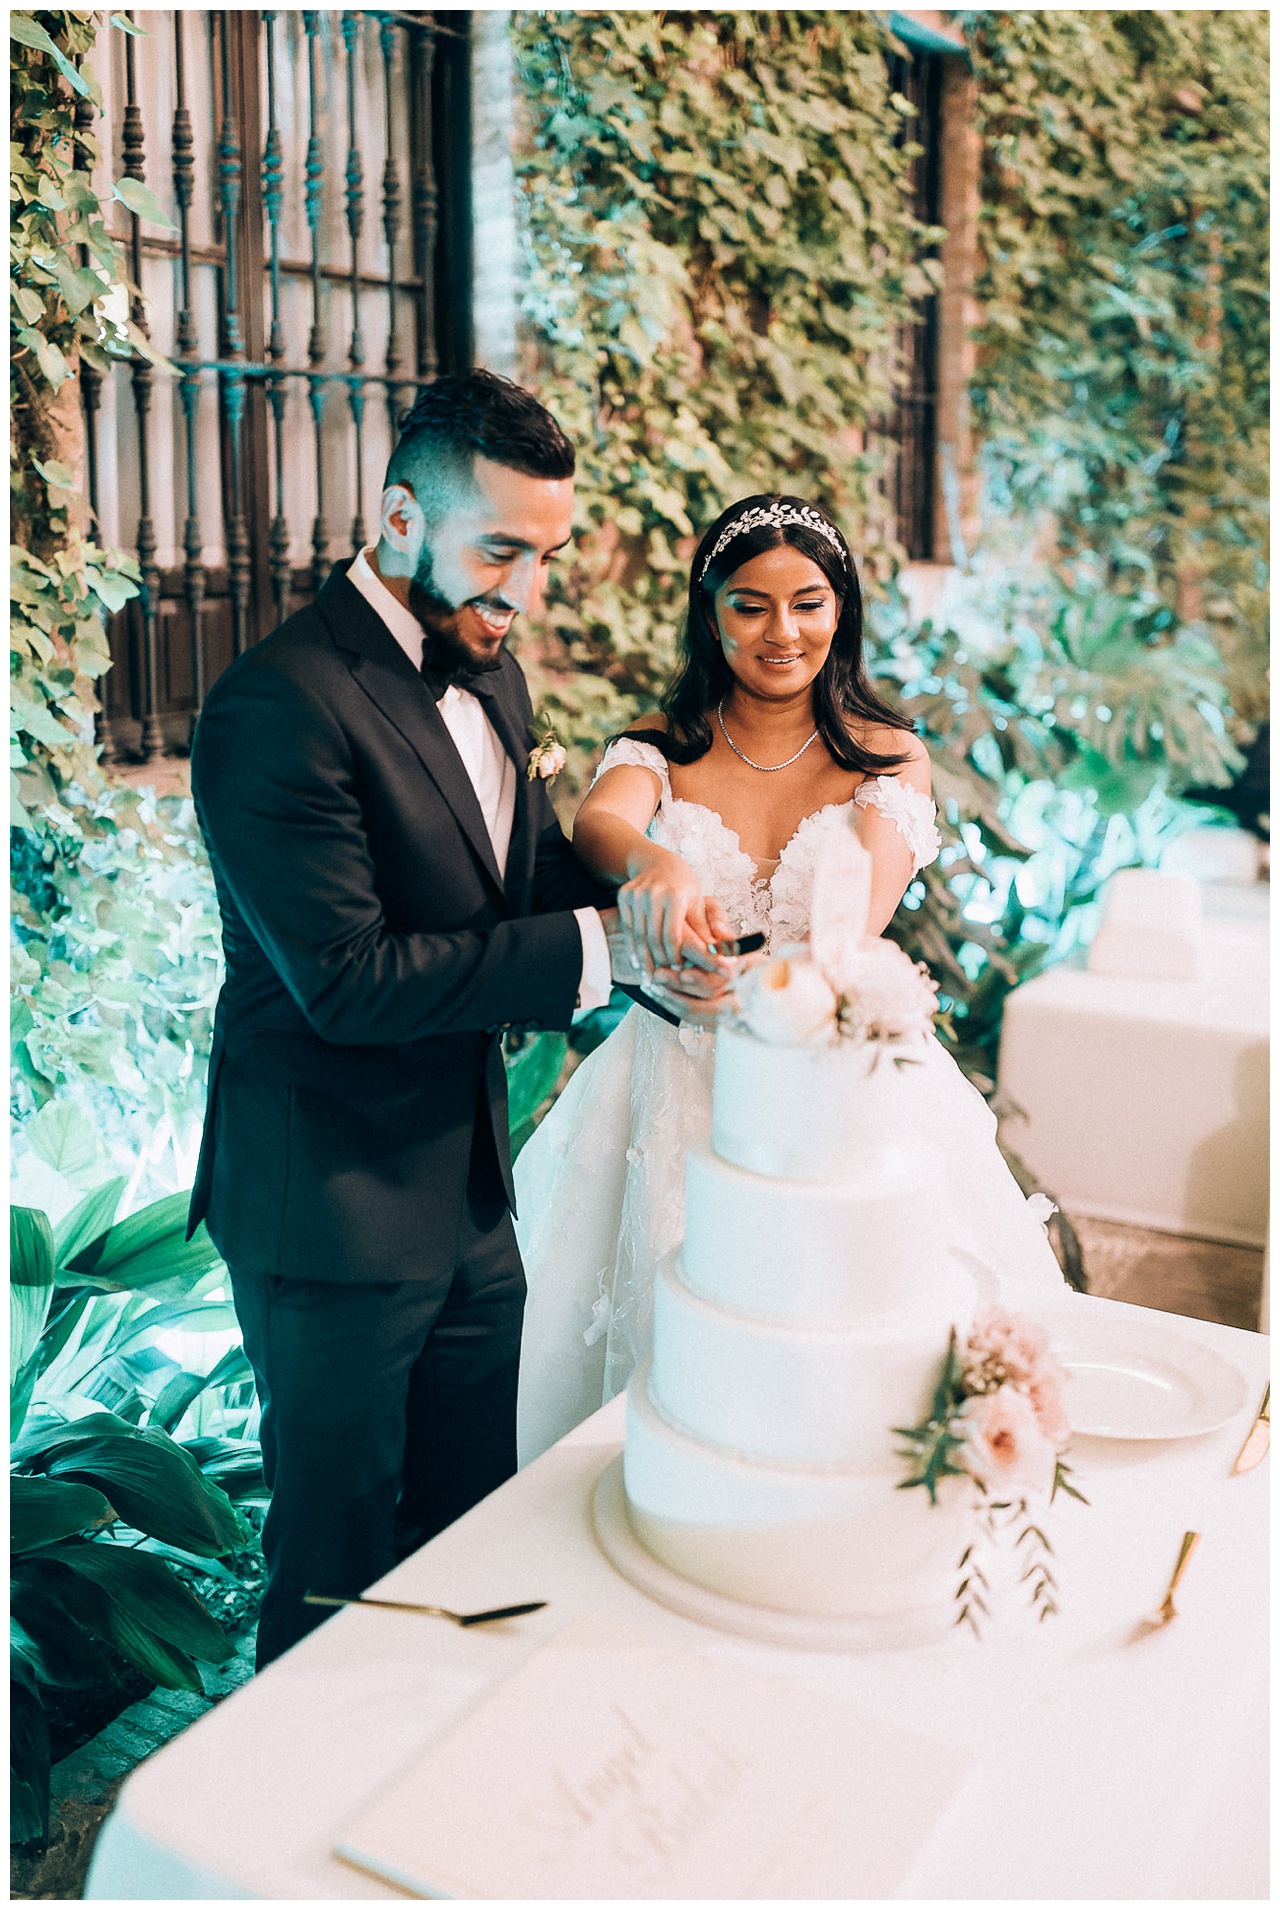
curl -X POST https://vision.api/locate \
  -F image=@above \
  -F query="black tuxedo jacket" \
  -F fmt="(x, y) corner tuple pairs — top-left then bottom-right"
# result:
(188, 564), (612, 1286)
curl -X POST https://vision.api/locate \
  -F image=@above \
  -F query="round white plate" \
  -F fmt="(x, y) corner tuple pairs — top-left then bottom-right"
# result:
(1056, 1313), (1248, 1439)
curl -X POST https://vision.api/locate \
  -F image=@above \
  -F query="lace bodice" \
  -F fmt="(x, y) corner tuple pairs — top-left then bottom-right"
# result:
(593, 737), (942, 951)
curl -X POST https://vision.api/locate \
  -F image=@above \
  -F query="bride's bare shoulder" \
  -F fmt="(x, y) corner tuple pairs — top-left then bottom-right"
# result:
(626, 712), (669, 735)
(846, 718), (931, 790)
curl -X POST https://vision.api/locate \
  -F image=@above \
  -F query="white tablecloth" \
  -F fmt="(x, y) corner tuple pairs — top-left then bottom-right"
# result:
(86, 1294), (1269, 1901)
(999, 921), (1269, 1245)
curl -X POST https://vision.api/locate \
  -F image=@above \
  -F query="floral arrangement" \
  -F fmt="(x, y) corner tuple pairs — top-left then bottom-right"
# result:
(736, 940), (940, 1050)
(527, 728), (568, 783)
(896, 1307), (1087, 1629)
(735, 823), (941, 1051)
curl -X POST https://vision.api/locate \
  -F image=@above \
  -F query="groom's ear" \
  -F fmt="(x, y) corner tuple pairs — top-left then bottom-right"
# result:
(379, 483), (426, 572)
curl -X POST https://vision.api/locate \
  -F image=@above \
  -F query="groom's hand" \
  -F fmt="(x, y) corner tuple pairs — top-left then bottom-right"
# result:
(599, 904), (737, 1024)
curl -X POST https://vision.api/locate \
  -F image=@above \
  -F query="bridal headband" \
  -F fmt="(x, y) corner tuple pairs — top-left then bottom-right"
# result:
(699, 501), (846, 580)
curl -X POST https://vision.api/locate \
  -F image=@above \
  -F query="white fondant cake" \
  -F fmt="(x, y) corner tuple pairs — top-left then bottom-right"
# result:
(622, 970), (978, 1626)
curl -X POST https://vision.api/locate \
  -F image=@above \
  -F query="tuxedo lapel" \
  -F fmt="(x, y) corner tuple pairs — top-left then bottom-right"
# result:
(467, 676), (534, 911)
(315, 572), (505, 896)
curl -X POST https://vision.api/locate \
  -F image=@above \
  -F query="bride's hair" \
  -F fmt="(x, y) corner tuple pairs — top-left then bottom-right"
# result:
(618, 494), (915, 771)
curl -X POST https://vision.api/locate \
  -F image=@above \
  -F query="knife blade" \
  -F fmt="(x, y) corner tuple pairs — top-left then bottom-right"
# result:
(1231, 1383), (1270, 1474)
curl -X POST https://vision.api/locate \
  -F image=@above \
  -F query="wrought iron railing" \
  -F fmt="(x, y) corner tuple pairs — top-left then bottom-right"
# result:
(83, 10), (473, 762)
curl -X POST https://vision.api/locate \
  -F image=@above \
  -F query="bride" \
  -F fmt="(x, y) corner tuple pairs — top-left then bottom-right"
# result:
(515, 494), (1065, 1464)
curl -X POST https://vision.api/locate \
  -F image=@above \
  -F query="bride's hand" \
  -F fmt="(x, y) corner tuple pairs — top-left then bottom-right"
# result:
(618, 847), (726, 972)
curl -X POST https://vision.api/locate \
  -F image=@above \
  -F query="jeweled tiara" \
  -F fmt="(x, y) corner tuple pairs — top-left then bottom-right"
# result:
(699, 502), (846, 580)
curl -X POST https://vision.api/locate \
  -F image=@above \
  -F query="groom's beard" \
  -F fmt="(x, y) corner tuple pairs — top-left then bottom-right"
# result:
(408, 549), (509, 684)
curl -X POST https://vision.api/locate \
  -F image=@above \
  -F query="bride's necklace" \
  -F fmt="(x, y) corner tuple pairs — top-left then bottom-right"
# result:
(717, 698), (820, 773)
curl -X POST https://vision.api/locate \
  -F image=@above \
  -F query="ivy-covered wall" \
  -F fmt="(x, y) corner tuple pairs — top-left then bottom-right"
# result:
(511, 7), (1266, 739)
(511, 9), (943, 748)
(966, 7), (1269, 718)
(508, 7), (1259, 1081)
(11, 11), (223, 1208)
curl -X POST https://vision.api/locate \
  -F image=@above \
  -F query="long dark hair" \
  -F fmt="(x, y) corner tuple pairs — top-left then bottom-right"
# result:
(619, 494), (914, 773)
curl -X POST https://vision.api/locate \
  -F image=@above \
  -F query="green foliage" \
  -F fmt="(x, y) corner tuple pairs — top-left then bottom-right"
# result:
(506, 1030), (570, 1158)
(10, 1190), (258, 1848)
(10, 9), (150, 820)
(964, 8), (1269, 717)
(512, 9), (940, 770)
(11, 12), (219, 1202)
(511, 11), (1254, 1092)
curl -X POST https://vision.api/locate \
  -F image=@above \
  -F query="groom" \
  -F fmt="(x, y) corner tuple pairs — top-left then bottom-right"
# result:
(190, 371), (728, 1666)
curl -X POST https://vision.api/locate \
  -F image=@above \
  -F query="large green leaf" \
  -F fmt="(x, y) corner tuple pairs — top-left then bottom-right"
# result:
(38, 1540), (234, 1665)
(507, 1032), (569, 1157)
(67, 1193), (223, 1293)
(28, 1556), (206, 1692)
(10, 1654), (51, 1846)
(182, 1436), (267, 1501)
(19, 1413), (245, 1557)
(53, 1176), (126, 1271)
(11, 1207), (56, 1436)
(10, 1584), (111, 1693)
(10, 1474), (115, 1553)
(149, 1345), (255, 1434)
(22, 1101), (109, 1193)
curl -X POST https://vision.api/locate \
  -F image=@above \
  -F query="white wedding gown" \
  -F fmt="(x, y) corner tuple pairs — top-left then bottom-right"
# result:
(514, 738), (1066, 1465)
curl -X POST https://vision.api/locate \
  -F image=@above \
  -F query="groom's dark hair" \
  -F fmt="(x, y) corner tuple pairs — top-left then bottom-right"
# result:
(388, 370), (574, 511)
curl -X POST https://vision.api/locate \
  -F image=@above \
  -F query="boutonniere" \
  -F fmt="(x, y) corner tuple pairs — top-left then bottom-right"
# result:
(527, 726), (568, 783)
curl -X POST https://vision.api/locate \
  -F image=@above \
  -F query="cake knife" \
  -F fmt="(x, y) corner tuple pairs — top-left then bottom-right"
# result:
(1231, 1383), (1269, 1473)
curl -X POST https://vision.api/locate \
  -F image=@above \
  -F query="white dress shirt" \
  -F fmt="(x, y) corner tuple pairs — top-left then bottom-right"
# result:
(348, 550), (611, 1011)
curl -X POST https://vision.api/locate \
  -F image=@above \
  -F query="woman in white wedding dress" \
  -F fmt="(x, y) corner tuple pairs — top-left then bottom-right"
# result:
(515, 495), (1065, 1464)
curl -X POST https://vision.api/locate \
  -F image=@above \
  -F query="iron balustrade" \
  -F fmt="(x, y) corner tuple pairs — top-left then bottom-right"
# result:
(84, 9), (473, 762)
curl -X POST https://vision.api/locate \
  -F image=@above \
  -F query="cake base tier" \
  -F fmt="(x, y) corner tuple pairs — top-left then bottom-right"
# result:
(592, 1456), (961, 1653)
(623, 1370), (975, 1623)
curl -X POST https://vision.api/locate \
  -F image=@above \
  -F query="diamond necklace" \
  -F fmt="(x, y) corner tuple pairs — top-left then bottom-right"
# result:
(717, 698), (820, 773)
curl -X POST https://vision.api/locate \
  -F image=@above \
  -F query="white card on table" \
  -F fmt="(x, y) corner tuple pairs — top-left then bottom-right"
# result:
(336, 1610), (973, 1900)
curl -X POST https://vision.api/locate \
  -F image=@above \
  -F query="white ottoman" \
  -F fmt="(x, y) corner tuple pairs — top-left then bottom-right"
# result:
(998, 920), (1268, 1248)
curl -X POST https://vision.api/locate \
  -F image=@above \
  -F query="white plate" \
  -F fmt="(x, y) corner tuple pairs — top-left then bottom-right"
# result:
(1055, 1313), (1249, 1439)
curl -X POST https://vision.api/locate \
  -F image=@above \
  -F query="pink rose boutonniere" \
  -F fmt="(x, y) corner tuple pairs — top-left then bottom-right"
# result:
(896, 1306), (1088, 1631)
(527, 729), (567, 783)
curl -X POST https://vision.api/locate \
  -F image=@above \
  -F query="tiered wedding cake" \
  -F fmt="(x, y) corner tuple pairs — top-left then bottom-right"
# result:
(620, 832), (981, 1632)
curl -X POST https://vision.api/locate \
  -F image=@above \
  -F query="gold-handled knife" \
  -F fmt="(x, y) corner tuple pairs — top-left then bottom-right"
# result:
(1231, 1383), (1269, 1474)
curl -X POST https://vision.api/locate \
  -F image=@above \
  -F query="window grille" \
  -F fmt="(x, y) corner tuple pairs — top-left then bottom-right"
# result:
(82, 10), (474, 763)
(886, 46), (944, 563)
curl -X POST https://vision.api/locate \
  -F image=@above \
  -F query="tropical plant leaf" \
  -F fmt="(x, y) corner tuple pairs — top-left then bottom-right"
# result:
(28, 1555), (207, 1692)
(19, 1412), (246, 1557)
(38, 1539), (234, 1664)
(149, 1345), (255, 1434)
(22, 1100), (109, 1192)
(10, 1652), (51, 1846)
(10, 1474), (116, 1552)
(182, 1437), (267, 1500)
(11, 1207), (56, 1433)
(53, 1176), (126, 1270)
(66, 1193), (223, 1293)
(10, 1585), (111, 1693)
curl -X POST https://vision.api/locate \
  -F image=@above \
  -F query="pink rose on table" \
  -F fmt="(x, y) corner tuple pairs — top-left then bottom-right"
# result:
(1027, 1370), (1071, 1449)
(960, 1384), (1057, 1498)
(964, 1307), (1056, 1394)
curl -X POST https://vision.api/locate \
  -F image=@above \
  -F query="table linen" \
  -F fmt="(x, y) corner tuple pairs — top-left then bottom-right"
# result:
(86, 1293), (1268, 1902)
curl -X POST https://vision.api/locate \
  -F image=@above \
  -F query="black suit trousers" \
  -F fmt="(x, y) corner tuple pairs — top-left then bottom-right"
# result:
(230, 1160), (524, 1669)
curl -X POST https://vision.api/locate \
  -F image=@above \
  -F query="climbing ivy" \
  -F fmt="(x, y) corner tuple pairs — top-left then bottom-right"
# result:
(10, 11), (222, 1196)
(511, 9), (942, 748)
(964, 8), (1269, 717)
(509, 8), (1253, 1078)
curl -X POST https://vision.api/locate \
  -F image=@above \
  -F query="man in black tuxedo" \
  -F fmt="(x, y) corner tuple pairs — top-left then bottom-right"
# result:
(190, 372), (728, 1666)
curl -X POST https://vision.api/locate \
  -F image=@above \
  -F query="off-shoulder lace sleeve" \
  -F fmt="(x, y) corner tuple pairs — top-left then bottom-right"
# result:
(854, 774), (942, 875)
(591, 737), (672, 807)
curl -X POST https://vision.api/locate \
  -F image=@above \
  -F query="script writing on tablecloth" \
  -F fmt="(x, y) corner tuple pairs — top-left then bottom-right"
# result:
(335, 1610), (974, 1899)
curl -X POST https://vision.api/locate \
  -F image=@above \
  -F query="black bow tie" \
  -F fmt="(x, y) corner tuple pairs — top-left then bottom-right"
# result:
(421, 658), (481, 703)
